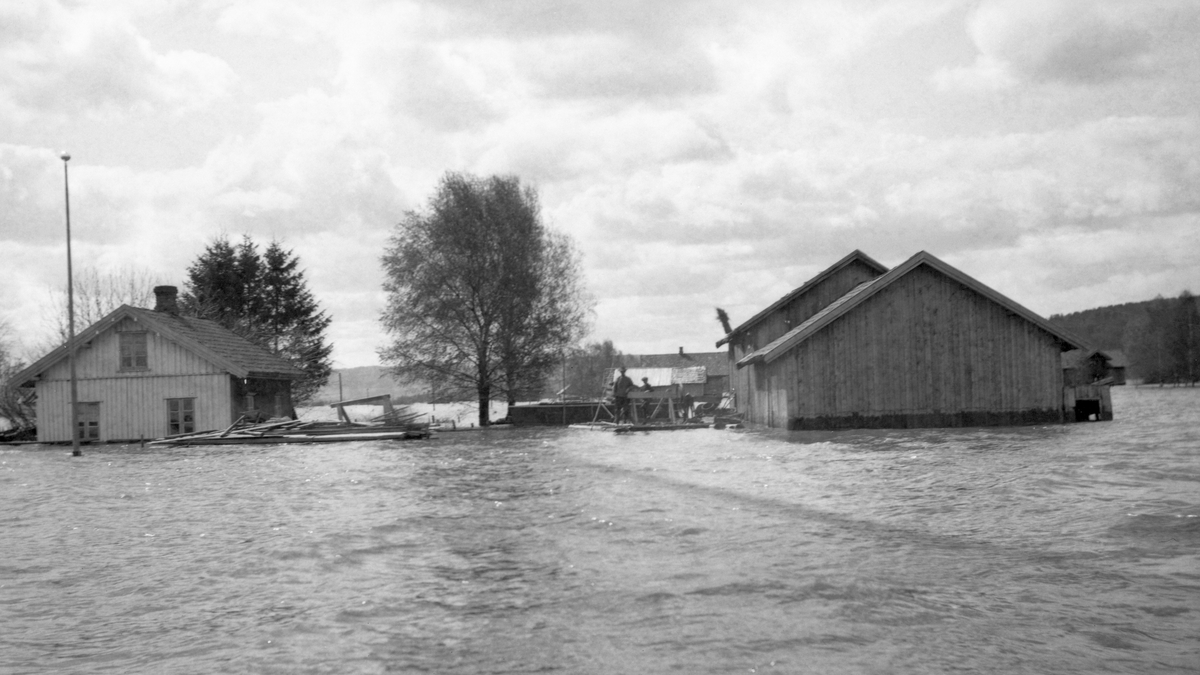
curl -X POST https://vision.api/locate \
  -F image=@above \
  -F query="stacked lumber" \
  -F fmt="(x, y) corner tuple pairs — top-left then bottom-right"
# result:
(148, 414), (431, 447)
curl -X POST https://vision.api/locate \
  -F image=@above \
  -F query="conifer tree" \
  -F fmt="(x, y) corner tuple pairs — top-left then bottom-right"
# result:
(181, 235), (333, 404)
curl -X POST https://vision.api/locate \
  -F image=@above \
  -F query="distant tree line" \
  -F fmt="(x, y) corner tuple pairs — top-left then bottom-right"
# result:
(1051, 291), (1200, 385)
(540, 339), (624, 401)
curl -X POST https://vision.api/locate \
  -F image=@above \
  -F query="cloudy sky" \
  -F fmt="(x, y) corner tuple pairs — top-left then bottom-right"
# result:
(2, 0), (1198, 366)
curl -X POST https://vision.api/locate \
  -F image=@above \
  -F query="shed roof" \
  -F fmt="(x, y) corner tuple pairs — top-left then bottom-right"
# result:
(717, 249), (888, 347)
(9, 304), (304, 387)
(1062, 348), (1125, 369)
(618, 351), (728, 376)
(737, 251), (1088, 368)
(613, 367), (707, 388)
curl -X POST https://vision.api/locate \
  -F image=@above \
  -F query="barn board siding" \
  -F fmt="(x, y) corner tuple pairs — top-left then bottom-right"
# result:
(763, 265), (1064, 429)
(727, 259), (884, 420)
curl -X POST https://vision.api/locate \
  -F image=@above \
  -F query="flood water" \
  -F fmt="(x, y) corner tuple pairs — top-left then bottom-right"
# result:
(2, 386), (1197, 674)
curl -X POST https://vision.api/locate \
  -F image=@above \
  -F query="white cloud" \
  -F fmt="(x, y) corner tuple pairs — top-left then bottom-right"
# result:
(2, 0), (1198, 365)
(937, 0), (1200, 91)
(0, 1), (235, 122)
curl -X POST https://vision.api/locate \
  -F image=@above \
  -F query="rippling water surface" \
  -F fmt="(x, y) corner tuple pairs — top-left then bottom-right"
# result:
(3, 387), (1198, 674)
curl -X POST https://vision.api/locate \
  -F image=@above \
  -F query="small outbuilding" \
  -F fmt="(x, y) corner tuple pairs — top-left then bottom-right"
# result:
(615, 349), (729, 399)
(8, 286), (304, 443)
(719, 251), (1097, 429)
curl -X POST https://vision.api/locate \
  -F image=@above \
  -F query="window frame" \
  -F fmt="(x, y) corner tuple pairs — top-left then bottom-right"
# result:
(118, 331), (149, 372)
(166, 397), (196, 436)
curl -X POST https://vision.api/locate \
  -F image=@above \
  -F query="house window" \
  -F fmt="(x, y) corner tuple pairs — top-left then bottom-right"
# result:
(119, 332), (148, 371)
(77, 402), (100, 441)
(167, 398), (195, 435)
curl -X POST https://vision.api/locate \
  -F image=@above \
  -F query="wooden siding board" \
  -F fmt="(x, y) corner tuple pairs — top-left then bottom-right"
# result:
(36, 373), (233, 442)
(727, 258), (888, 420)
(762, 265), (1064, 428)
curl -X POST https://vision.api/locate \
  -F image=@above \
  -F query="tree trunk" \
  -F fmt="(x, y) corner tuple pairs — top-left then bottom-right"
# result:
(477, 389), (490, 427)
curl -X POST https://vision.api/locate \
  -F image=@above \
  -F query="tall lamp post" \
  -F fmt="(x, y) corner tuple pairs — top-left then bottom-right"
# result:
(61, 152), (81, 457)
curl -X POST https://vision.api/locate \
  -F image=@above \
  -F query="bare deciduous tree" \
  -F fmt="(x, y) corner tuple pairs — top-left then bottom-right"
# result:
(40, 266), (168, 348)
(0, 319), (35, 434)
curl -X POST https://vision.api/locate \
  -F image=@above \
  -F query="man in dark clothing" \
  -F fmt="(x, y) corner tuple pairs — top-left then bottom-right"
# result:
(638, 377), (655, 421)
(612, 366), (635, 423)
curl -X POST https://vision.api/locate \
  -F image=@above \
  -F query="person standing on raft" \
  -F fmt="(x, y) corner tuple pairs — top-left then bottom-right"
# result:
(638, 376), (655, 421)
(612, 366), (635, 423)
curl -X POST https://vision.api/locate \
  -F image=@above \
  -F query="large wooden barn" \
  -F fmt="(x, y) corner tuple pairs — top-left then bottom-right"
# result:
(718, 251), (1094, 429)
(9, 286), (303, 443)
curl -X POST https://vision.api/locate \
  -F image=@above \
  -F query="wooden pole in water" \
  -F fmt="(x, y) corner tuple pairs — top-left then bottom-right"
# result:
(62, 152), (81, 457)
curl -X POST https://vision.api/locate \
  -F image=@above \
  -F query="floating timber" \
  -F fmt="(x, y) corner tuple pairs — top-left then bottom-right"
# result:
(568, 421), (710, 433)
(568, 421), (633, 432)
(147, 418), (431, 447)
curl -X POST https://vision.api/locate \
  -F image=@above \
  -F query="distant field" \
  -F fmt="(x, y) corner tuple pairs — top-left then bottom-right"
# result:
(298, 400), (509, 427)
(310, 365), (427, 404)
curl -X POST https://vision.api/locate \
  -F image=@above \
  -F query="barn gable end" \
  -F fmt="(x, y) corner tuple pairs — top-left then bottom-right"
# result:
(729, 251), (1091, 430)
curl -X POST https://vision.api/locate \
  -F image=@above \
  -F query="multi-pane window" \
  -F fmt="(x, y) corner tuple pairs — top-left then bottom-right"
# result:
(119, 332), (148, 371)
(76, 402), (100, 441)
(167, 398), (195, 435)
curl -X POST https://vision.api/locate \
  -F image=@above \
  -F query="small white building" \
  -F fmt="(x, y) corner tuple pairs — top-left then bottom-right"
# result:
(8, 286), (303, 443)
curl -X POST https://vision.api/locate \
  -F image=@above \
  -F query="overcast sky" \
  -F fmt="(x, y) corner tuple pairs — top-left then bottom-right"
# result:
(2, 0), (1198, 367)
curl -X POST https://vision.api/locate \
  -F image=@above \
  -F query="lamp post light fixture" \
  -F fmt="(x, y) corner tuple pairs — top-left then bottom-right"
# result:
(61, 152), (81, 457)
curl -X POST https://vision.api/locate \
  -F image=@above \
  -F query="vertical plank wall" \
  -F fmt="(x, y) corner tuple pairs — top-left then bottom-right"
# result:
(36, 317), (233, 442)
(728, 260), (883, 411)
(757, 265), (1064, 428)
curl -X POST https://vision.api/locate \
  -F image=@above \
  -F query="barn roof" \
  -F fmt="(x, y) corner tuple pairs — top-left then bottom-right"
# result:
(8, 305), (304, 387)
(737, 251), (1088, 368)
(717, 249), (888, 347)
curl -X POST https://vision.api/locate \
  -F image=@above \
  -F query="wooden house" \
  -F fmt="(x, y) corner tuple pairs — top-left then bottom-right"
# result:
(8, 286), (304, 443)
(719, 251), (1096, 429)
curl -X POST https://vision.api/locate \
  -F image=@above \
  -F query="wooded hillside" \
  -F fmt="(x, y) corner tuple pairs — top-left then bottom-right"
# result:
(1050, 292), (1199, 384)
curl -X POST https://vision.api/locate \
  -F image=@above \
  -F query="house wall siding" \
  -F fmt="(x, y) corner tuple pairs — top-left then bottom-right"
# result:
(745, 265), (1064, 429)
(35, 316), (235, 442)
(36, 374), (234, 442)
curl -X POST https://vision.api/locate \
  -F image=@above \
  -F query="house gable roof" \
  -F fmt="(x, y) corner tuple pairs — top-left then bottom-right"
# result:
(737, 251), (1088, 368)
(716, 249), (888, 347)
(8, 305), (304, 387)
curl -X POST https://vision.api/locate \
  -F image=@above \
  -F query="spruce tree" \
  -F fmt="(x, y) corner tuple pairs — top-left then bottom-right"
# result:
(181, 235), (333, 404)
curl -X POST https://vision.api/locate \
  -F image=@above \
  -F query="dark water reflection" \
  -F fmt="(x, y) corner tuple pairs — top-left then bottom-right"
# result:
(2, 387), (1197, 674)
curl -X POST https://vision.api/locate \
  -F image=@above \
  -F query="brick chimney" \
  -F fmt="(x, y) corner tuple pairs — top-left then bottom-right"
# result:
(154, 285), (179, 314)
(679, 346), (684, 356)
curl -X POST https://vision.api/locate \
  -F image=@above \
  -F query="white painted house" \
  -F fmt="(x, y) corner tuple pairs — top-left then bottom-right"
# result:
(8, 286), (303, 443)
